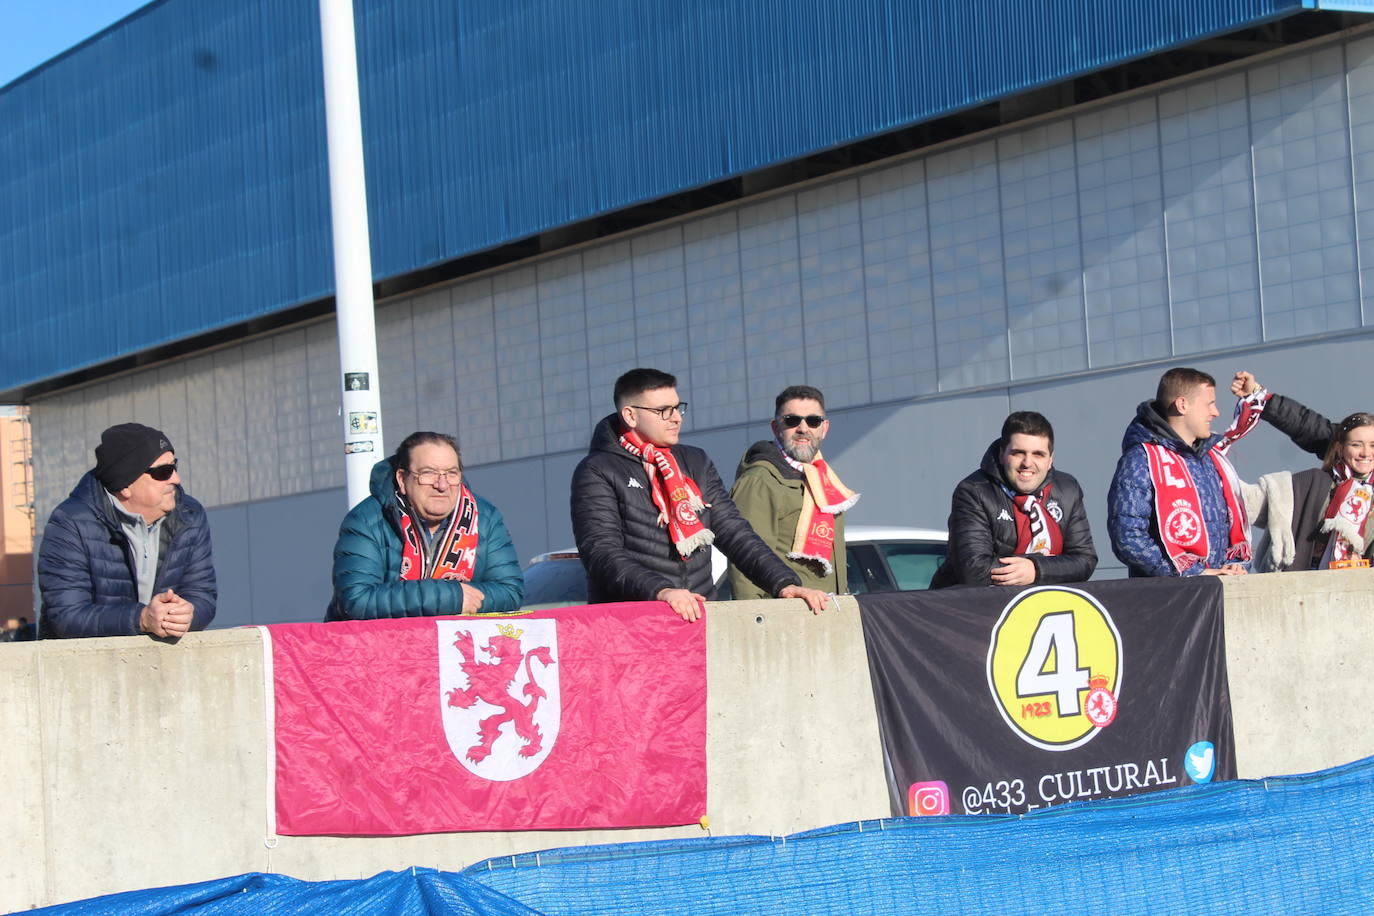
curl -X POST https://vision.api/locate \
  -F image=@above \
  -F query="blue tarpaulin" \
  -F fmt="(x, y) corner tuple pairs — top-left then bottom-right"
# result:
(30, 755), (1374, 914)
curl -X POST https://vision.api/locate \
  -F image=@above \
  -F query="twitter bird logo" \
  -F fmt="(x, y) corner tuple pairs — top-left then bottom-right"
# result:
(1184, 741), (1216, 783)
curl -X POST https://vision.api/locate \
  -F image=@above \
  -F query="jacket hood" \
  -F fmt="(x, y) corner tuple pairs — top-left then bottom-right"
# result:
(738, 440), (803, 481)
(589, 413), (644, 461)
(1122, 400), (1218, 457)
(977, 439), (1003, 483)
(368, 456), (401, 506)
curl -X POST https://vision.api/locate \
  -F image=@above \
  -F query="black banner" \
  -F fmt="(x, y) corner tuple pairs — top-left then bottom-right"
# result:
(859, 577), (1235, 817)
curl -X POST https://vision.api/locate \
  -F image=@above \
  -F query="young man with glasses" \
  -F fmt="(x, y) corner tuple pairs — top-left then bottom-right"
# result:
(728, 385), (860, 600)
(37, 423), (217, 638)
(327, 431), (524, 620)
(571, 368), (830, 621)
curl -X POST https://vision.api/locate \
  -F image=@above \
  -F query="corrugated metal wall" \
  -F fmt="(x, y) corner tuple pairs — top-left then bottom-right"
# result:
(0, 0), (1305, 394)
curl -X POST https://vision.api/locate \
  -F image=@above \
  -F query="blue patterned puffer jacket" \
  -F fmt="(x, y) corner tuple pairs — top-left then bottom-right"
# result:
(37, 471), (217, 637)
(1107, 401), (1249, 577)
(326, 458), (524, 620)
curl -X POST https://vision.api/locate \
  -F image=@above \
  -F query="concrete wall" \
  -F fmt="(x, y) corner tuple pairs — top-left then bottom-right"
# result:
(3, 571), (1372, 910)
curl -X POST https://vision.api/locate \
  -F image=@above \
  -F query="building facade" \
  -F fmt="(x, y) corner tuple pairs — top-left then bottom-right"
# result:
(21, 27), (1374, 624)
(7, 3), (1374, 626)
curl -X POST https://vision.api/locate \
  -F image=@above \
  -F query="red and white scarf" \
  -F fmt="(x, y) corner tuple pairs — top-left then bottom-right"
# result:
(398, 485), (480, 581)
(777, 443), (860, 574)
(1012, 488), (1063, 556)
(1320, 464), (1373, 566)
(618, 426), (713, 558)
(1143, 388), (1270, 573)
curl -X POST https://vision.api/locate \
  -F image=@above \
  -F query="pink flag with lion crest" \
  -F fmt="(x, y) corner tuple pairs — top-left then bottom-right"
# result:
(262, 603), (706, 836)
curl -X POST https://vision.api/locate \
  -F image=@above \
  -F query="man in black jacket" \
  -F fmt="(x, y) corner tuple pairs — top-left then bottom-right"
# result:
(930, 411), (1097, 588)
(571, 368), (830, 621)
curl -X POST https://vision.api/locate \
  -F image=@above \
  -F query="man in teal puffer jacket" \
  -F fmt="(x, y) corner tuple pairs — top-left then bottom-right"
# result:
(326, 431), (524, 619)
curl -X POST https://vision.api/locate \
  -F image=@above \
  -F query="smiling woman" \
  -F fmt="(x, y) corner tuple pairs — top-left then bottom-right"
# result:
(1233, 372), (1374, 572)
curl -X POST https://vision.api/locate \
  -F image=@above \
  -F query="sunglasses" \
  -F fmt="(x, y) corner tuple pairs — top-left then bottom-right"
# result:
(778, 414), (826, 429)
(145, 460), (179, 481)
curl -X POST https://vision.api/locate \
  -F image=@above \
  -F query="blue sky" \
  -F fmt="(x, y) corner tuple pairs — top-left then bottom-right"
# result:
(1, 0), (152, 88)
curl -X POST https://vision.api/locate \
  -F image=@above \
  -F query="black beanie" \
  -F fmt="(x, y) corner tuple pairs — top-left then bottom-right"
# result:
(94, 423), (174, 492)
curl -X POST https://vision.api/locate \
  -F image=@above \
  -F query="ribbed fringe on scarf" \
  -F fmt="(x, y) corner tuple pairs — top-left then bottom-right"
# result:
(675, 528), (715, 558)
(814, 493), (860, 514)
(1322, 516), (1367, 557)
(787, 550), (834, 576)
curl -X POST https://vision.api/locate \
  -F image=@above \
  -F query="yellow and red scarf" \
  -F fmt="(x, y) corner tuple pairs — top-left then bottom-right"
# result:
(778, 444), (859, 574)
(618, 426), (713, 558)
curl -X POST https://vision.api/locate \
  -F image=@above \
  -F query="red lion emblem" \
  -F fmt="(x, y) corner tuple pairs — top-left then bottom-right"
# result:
(445, 629), (554, 763)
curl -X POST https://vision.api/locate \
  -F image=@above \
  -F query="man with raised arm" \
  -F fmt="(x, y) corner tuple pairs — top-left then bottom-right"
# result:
(571, 368), (830, 621)
(1108, 367), (1267, 577)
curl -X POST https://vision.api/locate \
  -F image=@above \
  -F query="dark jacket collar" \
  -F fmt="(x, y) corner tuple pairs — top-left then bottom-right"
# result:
(589, 413), (652, 462)
(71, 469), (188, 537)
(1123, 400), (1220, 458)
(739, 439), (803, 480)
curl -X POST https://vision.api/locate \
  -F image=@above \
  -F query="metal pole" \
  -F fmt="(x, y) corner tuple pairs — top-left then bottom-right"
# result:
(319, 0), (384, 508)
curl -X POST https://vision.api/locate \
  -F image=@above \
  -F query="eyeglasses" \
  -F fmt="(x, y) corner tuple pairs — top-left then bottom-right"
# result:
(778, 414), (826, 429)
(145, 460), (179, 481)
(408, 468), (462, 486)
(629, 402), (688, 420)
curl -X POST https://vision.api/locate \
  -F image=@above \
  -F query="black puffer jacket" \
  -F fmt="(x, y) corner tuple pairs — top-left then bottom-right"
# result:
(571, 415), (800, 602)
(930, 440), (1097, 588)
(1262, 393), (1337, 459)
(1260, 393), (1370, 570)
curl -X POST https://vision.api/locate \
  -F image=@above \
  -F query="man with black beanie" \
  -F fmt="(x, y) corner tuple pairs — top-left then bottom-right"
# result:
(36, 423), (217, 638)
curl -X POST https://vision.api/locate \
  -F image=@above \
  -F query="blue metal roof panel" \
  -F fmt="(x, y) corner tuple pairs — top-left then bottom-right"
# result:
(0, 0), (1306, 393)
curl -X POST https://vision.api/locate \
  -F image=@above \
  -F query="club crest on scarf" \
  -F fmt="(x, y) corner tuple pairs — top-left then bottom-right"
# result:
(437, 619), (560, 781)
(1164, 501), (1204, 547)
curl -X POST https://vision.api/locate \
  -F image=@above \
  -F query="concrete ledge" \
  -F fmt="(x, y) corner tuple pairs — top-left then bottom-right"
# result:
(1220, 569), (1374, 778)
(0, 599), (886, 910)
(4, 575), (1372, 909)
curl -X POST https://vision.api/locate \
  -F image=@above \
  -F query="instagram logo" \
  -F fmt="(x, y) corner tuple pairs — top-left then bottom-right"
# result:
(907, 780), (950, 816)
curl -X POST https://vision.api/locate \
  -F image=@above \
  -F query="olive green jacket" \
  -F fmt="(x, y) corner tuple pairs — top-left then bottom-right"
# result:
(727, 442), (847, 599)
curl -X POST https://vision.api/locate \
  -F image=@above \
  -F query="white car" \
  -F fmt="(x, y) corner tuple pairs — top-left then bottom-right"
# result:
(520, 525), (948, 610)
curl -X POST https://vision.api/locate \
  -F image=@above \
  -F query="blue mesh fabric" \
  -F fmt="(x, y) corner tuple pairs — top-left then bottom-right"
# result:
(466, 756), (1374, 915)
(31, 756), (1374, 914)
(27, 869), (546, 916)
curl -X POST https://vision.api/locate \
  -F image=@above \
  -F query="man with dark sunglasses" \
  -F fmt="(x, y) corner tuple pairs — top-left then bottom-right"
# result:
(37, 423), (217, 638)
(728, 385), (859, 600)
(571, 368), (830, 621)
